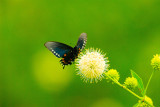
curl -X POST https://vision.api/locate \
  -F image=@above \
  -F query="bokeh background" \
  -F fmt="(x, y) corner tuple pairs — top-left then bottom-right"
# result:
(1, 0), (160, 107)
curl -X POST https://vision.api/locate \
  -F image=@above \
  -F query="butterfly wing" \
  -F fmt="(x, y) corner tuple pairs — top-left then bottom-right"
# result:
(44, 41), (73, 58)
(76, 33), (87, 51)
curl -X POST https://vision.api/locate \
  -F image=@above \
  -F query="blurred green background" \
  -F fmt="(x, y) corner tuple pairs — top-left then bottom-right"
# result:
(1, 0), (160, 107)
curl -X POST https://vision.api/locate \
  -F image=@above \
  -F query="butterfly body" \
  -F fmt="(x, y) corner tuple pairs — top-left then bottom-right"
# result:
(44, 33), (87, 69)
(60, 46), (80, 66)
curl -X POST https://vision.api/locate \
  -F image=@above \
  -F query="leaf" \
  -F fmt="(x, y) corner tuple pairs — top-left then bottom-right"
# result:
(131, 70), (145, 96)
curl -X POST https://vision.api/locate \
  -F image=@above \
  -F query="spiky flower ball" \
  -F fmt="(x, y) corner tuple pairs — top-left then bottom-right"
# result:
(76, 48), (109, 83)
(137, 96), (153, 107)
(151, 54), (160, 71)
(105, 69), (120, 82)
(124, 77), (138, 89)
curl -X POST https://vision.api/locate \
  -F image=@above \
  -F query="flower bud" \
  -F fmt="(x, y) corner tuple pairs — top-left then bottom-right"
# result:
(124, 77), (138, 89)
(105, 69), (120, 81)
(137, 96), (153, 107)
(151, 54), (160, 71)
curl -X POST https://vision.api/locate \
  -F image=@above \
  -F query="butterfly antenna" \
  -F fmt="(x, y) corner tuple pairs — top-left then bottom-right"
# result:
(63, 65), (65, 69)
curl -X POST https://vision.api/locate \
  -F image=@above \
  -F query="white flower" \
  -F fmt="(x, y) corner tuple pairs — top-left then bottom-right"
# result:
(76, 48), (109, 83)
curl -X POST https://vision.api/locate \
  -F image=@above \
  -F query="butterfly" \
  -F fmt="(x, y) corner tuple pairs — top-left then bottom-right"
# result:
(44, 33), (87, 69)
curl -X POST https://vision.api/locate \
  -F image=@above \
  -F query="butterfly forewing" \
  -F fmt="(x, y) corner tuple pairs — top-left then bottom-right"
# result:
(44, 41), (73, 58)
(76, 33), (87, 51)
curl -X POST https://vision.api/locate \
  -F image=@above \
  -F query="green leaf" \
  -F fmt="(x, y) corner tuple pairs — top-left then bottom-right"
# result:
(131, 70), (145, 96)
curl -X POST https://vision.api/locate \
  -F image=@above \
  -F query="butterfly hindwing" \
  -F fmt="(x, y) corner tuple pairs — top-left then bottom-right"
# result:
(44, 41), (73, 58)
(76, 33), (87, 51)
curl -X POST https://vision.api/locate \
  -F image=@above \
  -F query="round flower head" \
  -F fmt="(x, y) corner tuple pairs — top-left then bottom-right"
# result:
(124, 77), (138, 89)
(105, 69), (120, 82)
(144, 96), (153, 106)
(76, 48), (109, 83)
(137, 102), (150, 107)
(151, 54), (160, 71)
(137, 96), (153, 107)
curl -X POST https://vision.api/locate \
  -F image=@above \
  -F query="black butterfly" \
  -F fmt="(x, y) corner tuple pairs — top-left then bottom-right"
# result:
(44, 33), (87, 69)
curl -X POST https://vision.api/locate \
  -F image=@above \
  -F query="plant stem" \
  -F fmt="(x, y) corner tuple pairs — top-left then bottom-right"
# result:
(107, 75), (154, 107)
(122, 84), (142, 100)
(107, 75), (142, 100)
(144, 70), (154, 96)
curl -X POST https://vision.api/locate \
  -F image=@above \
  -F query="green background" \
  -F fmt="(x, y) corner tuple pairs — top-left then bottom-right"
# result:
(1, 0), (160, 107)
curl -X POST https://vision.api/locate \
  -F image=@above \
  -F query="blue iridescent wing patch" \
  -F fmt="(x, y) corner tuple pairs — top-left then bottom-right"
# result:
(44, 41), (73, 58)
(76, 33), (87, 51)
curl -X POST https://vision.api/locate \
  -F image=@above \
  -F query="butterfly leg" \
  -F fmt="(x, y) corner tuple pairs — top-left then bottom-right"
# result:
(60, 59), (62, 64)
(63, 65), (65, 69)
(60, 59), (65, 69)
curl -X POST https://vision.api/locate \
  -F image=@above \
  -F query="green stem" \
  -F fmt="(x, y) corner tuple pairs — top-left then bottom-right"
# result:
(122, 84), (142, 100)
(107, 75), (154, 107)
(107, 75), (142, 100)
(144, 70), (154, 96)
